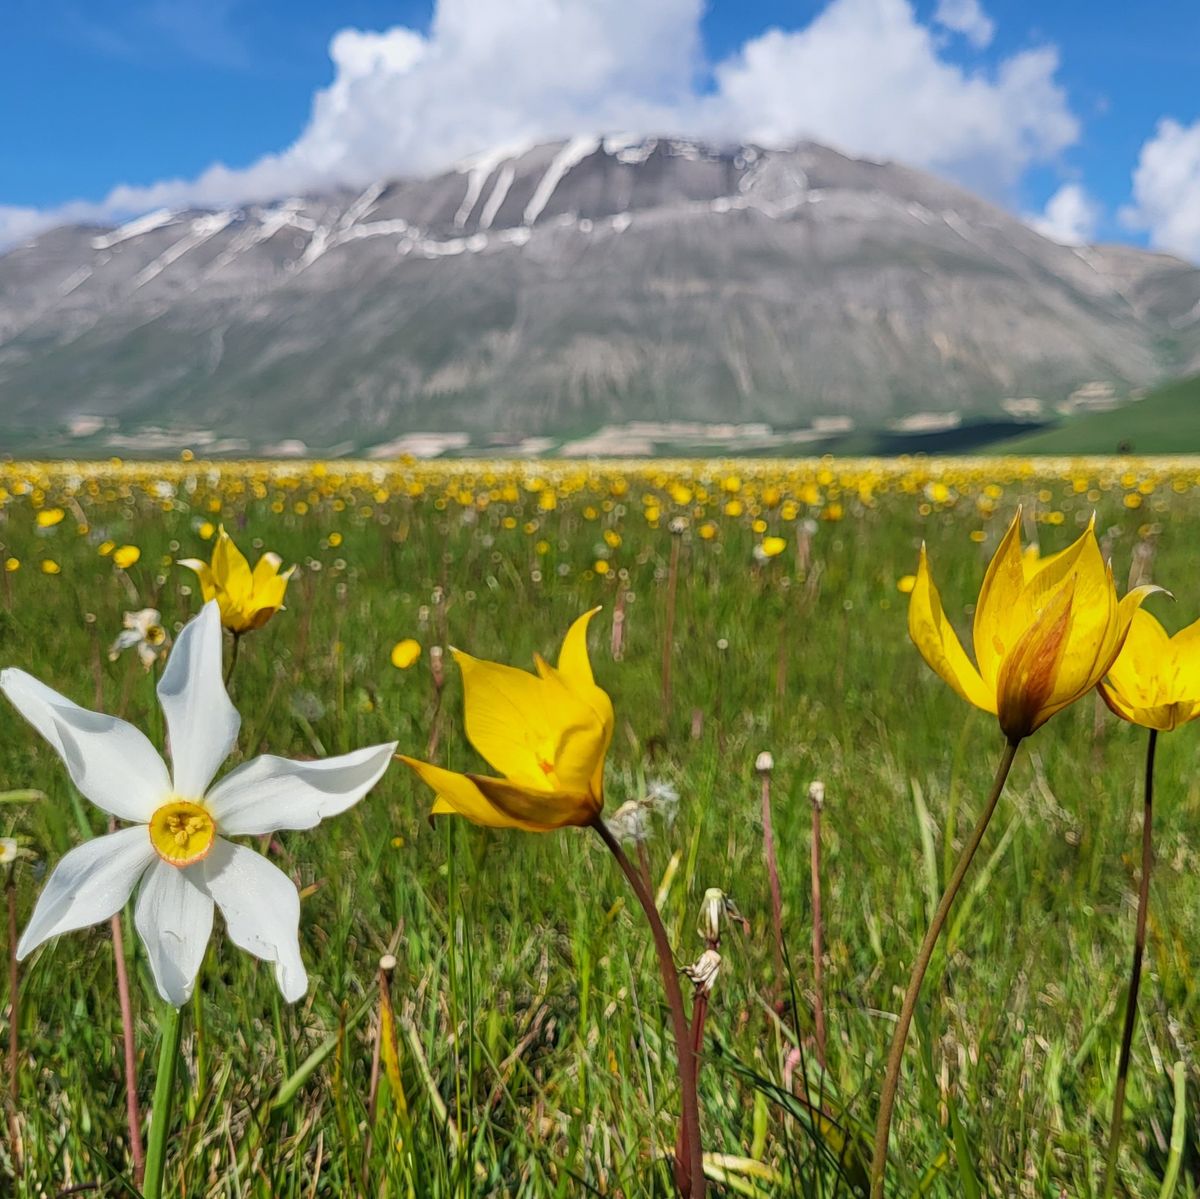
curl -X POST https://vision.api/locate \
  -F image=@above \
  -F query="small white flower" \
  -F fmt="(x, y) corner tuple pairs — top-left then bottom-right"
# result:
(109, 607), (170, 671)
(754, 751), (774, 774)
(3, 601), (396, 1007)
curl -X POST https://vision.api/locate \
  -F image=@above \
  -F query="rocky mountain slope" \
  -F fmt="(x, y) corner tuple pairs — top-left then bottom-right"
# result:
(2, 136), (1198, 455)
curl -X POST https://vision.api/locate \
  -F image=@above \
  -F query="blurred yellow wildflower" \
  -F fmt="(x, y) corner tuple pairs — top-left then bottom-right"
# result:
(36, 508), (65, 528)
(400, 609), (613, 830)
(113, 545), (141, 569)
(391, 639), (421, 670)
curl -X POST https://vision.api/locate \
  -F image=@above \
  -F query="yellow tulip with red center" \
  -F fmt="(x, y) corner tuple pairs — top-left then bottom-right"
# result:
(908, 511), (1158, 742)
(180, 526), (294, 634)
(1100, 609), (1200, 731)
(400, 609), (613, 830)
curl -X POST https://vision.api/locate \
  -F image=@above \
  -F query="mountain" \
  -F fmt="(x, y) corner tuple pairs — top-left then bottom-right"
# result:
(2, 135), (1199, 457)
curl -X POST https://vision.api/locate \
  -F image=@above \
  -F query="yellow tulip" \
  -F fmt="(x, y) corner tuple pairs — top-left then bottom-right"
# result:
(909, 511), (1156, 742)
(399, 609), (613, 830)
(1100, 609), (1200, 731)
(179, 526), (294, 634)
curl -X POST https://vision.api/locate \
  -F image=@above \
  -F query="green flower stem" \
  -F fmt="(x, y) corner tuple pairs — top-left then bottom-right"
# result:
(593, 817), (705, 1197)
(870, 737), (1020, 1198)
(1101, 726), (1158, 1198)
(143, 1003), (184, 1199)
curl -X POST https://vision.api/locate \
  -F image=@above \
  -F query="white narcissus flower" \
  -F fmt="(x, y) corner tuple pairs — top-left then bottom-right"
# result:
(109, 607), (170, 670)
(2, 600), (397, 1007)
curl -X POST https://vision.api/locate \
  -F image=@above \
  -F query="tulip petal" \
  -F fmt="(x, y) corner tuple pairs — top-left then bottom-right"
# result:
(908, 547), (994, 714)
(179, 559), (217, 603)
(213, 527), (254, 599)
(557, 608), (601, 690)
(1167, 612), (1200, 702)
(471, 774), (600, 828)
(455, 650), (604, 793)
(973, 512), (1025, 688)
(135, 858), (214, 1006)
(202, 838), (307, 1002)
(399, 755), (549, 830)
(205, 742), (397, 835)
(17, 826), (155, 959)
(538, 608), (614, 799)
(1, 668), (170, 822)
(157, 601), (240, 798)
(996, 577), (1075, 739)
(1105, 607), (1170, 712)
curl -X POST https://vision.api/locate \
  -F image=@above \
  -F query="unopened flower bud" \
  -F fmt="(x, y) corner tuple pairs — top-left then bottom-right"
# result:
(809, 780), (825, 810)
(684, 948), (722, 994)
(755, 751), (774, 774)
(430, 645), (445, 689)
(698, 887), (726, 944)
(379, 953), (397, 973)
(669, 517), (688, 535)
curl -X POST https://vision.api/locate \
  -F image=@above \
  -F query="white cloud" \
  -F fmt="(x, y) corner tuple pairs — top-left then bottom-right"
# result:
(3, 0), (1079, 244)
(933, 0), (995, 48)
(702, 0), (1073, 195)
(1122, 117), (1200, 261)
(1028, 183), (1099, 245)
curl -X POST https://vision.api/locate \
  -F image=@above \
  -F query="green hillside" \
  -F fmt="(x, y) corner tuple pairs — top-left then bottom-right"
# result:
(995, 374), (1200, 455)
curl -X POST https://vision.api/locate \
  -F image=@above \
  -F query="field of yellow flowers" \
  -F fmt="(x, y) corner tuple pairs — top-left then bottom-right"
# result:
(2, 454), (1200, 1198)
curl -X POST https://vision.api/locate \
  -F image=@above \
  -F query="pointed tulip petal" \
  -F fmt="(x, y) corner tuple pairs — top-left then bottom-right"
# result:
(996, 578), (1075, 739)
(908, 548), (994, 715)
(157, 601), (240, 798)
(178, 559), (217, 603)
(471, 774), (599, 828)
(135, 859), (214, 1006)
(455, 650), (602, 792)
(972, 512), (1025, 688)
(1, 669), (170, 822)
(202, 839), (307, 1002)
(398, 755), (546, 830)
(17, 826), (155, 959)
(205, 742), (397, 835)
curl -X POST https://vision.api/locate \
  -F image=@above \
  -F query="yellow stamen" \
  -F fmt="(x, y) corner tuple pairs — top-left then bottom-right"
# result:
(148, 800), (216, 867)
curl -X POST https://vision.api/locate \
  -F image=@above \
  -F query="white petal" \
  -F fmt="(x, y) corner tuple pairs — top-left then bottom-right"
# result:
(205, 742), (397, 836)
(202, 839), (307, 1002)
(135, 859), (214, 1006)
(1, 669), (170, 823)
(157, 601), (240, 798)
(17, 826), (155, 959)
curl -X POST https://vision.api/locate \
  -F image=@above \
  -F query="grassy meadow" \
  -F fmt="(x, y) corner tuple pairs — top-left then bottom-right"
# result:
(2, 454), (1200, 1197)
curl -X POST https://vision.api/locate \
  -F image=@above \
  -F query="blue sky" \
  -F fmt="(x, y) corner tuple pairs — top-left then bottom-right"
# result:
(3, 0), (1200, 256)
